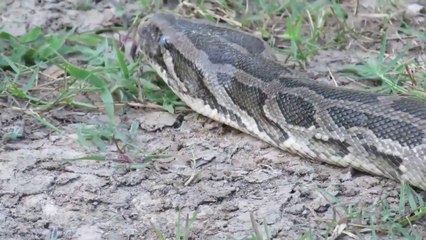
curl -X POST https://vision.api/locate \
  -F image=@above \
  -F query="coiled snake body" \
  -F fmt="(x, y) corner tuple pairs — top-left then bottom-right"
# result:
(129, 13), (426, 190)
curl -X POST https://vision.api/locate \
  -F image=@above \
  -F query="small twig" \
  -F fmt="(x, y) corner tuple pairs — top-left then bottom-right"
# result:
(113, 139), (124, 154)
(184, 155), (198, 186)
(404, 64), (416, 85)
(328, 68), (339, 87)
(354, 0), (360, 16)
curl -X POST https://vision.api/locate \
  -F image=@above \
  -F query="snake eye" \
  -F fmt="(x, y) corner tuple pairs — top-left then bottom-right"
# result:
(159, 35), (171, 49)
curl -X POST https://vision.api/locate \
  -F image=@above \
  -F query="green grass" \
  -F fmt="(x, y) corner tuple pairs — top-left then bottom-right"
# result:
(250, 212), (271, 240)
(0, 23), (182, 150)
(307, 183), (426, 239)
(1, 125), (23, 143)
(342, 37), (426, 99)
(150, 211), (198, 240)
(245, 183), (426, 240)
(1, 0), (425, 239)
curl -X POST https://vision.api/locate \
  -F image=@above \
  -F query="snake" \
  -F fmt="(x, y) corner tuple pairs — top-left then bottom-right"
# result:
(126, 13), (426, 191)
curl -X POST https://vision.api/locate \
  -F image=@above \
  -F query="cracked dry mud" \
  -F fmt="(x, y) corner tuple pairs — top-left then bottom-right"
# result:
(1, 0), (425, 239)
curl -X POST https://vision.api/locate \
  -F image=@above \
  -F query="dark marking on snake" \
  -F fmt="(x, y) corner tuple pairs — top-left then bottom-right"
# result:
(181, 31), (287, 82)
(279, 77), (380, 104)
(356, 134), (365, 140)
(390, 98), (426, 120)
(218, 73), (268, 118)
(312, 137), (350, 157)
(169, 45), (245, 128)
(276, 93), (319, 128)
(362, 144), (403, 174)
(328, 106), (423, 147)
(218, 73), (289, 141)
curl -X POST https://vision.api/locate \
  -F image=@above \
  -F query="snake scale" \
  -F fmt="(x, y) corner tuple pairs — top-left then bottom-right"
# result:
(127, 13), (426, 191)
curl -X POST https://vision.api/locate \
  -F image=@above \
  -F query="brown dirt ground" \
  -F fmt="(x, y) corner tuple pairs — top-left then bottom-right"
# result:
(0, 0), (425, 239)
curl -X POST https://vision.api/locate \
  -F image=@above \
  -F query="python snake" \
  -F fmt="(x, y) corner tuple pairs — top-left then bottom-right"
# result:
(127, 13), (426, 191)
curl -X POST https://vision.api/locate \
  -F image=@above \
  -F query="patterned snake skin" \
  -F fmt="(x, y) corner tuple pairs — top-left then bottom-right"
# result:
(128, 13), (426, 191)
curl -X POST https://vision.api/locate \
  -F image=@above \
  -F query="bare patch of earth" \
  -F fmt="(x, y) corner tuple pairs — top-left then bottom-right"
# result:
(1, 0), (425, 239)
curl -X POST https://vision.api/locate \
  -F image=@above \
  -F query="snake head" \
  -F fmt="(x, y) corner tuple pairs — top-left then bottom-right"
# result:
(136, 13), (179, 70)
(135, 13), (194, 93)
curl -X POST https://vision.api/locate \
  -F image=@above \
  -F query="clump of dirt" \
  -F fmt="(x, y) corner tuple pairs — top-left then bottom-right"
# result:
(1, 1), (425, 239)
